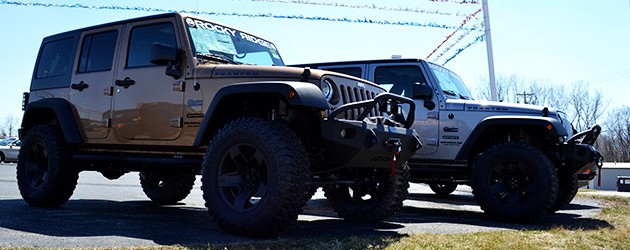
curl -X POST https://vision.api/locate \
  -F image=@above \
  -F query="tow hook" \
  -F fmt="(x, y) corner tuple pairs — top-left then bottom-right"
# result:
(385, 138), (402, 176)
(597, 152), (604, 187)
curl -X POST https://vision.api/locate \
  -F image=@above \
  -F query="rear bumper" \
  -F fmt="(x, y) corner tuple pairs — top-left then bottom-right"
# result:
(562, 125), (603, 175)
(321, 93), (422, 169)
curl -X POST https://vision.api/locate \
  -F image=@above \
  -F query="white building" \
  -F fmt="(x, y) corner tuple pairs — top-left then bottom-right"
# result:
(587, 162), (630, 191)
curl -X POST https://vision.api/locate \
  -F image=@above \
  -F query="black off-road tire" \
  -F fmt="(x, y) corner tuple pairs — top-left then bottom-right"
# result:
(323, 163), (410, 222)
(16, 125), (79, 207)
(140, 172), (196, 205)
(429, 183), (458, 196)
(471, 142), (558, 222)
(548, 173), (579, 213)
(201, 117), (310, 237)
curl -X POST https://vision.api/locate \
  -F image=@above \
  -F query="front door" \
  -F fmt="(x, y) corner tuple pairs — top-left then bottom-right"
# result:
(113, 19), (184, 140)
(368, 63), (440, 155)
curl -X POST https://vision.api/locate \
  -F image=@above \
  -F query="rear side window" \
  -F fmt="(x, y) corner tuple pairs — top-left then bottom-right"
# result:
(35, 38), (74, 78)
(78, 30), (118, 73)
(127, 23), (176, 68)
(374, 65), (427, 98)
(325, 67), (362, 78)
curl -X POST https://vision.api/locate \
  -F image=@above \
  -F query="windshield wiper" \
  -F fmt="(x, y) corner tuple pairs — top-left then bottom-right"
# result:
(443, 90), (468, 100)
(197, 52), (243, 65)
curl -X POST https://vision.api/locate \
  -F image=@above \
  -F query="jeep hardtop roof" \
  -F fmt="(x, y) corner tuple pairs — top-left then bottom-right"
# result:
(291, 58), (428, 67)
(39, 12), (273, 48)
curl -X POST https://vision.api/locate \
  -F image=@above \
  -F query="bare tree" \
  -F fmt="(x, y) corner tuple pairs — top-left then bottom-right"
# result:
(525, 80), (569, 111)
(1, 116), (20, 138)
(474, 74), (567, 107)
(475, 75), (608, 131)
(475, 74), (524, 102)
(601, 106), (630, 162)
(566, 82), (608, 131)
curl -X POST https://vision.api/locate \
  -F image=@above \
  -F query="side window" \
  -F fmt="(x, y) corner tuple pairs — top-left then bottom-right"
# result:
(35, 38), (74, 78)
(374, 66), (426, 98)
(126, 23), (176, 68)
(78, 30), (118, 73)
(325, 67), (362, 78)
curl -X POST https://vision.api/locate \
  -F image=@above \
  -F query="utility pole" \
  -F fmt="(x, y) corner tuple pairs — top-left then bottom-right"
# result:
(482, 0), (498, 101)
(516, 92), (535, 104)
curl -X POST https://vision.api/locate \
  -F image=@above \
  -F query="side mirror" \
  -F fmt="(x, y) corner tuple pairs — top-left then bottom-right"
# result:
(150, 43), (182, 79)
(412, 83), (433, 99)
(412, 83), (436, 110)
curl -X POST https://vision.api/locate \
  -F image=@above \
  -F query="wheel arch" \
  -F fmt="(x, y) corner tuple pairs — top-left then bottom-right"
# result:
(193, 81), (329, 146)
(456, 116), (566, 161)
(20, 98), (84, 144)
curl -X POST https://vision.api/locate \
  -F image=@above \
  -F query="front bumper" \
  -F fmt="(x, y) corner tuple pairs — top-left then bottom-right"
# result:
(562, 125), (603, 176)
(321, 93), (422, 169)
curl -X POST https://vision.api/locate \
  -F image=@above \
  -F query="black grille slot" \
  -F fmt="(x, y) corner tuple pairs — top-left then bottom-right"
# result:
(337, 84), (383, 119)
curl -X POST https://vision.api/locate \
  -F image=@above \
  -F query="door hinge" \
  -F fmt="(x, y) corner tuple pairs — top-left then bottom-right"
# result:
(103, 86), (114, 96)
(170, 117), (183, 128)
(172, 81), (185, 92)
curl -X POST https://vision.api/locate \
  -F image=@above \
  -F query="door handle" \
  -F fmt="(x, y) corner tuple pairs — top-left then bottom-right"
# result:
(70, 81), (89, 91)
(115, 77), (136, 88)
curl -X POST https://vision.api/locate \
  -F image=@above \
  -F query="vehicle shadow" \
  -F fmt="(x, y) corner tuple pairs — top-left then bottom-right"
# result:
(392, 192), (610, 231)
(0, 199), (243, 245)
(0, 192), (612, 247)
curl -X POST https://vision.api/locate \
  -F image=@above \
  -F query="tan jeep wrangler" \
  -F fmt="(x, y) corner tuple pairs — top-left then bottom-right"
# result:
(18, 13), (421, 237)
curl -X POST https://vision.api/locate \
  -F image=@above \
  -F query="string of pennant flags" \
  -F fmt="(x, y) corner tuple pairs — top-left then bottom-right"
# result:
(442, 33), (485, 65)
(0, 0), (486, 65)
(425, 8), (482, 60)
(244, 0), (474, 17)
(0, 0), (477, 30)
(429, 0), (480, 4)
(432, 21), (483, 63)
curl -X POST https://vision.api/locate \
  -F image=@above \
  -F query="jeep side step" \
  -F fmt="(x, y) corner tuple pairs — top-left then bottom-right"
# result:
(74, 154), (202, 173)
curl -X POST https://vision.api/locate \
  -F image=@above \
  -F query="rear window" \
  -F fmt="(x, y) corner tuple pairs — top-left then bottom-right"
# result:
(325, 67), (362, 78)
(78, 30), (118, 73)
(35, 38), (74, 78)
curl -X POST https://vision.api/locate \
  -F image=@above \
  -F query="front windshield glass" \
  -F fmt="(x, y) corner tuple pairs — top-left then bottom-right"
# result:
(428, 63), (473, 100)
(185, 18), (284, 66)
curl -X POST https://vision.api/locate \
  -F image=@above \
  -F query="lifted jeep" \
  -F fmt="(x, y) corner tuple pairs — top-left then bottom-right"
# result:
(293, 58), (603, 222)
(18, 14), (421, 237)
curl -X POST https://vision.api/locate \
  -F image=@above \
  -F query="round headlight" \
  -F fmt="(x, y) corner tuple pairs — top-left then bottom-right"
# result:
(322, 79), (334, 102)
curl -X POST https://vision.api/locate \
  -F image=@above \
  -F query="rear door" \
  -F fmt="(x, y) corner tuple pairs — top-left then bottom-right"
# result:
(69, 26), (122, 140)
(113, 18), (185, 140)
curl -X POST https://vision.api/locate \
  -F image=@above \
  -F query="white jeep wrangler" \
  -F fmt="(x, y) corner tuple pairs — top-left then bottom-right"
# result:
(293, 58), (603, 221)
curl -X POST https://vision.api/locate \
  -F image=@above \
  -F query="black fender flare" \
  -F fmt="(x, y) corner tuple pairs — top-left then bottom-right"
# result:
(21, 98), (84, 144)
(193, 81), (329, 146)
(455, 116), (566, 160)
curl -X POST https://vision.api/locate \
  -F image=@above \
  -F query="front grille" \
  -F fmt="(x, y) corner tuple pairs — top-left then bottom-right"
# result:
(339, 84), (382, 119)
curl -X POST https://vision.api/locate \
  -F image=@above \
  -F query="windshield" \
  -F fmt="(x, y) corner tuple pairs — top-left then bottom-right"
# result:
(185, 18), (285, 66)
(428, 63), (473, 100)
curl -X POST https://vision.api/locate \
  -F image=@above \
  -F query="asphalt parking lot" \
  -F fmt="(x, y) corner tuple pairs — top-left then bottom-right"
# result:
(0, 162), (613, 248)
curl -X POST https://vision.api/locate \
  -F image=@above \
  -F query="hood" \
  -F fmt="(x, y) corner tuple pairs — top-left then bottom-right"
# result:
(445, 99), (558, 115)
(194, 64), (383, 89)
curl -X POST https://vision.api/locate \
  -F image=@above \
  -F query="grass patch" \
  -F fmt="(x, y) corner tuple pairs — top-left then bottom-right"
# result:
(202, 195), (630, 250)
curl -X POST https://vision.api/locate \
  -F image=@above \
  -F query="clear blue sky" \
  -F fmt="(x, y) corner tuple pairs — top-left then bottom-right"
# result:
(0, 0), (629, 121)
